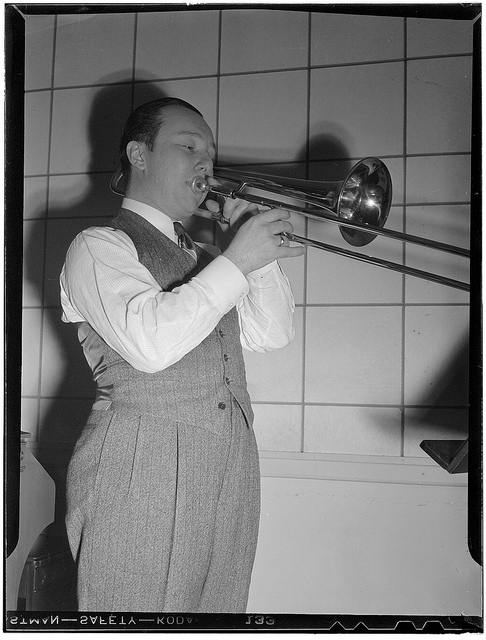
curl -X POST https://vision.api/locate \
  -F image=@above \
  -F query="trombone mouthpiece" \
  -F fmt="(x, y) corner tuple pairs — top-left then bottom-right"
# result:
(191, 176), (210, 194)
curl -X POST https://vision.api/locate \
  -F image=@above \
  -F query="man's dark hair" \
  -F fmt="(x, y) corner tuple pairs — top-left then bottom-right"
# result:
(119, 97), (203, 180)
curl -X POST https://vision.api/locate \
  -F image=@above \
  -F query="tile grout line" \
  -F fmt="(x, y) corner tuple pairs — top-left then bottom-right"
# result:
(34, 13), (58, 440)
(299, 11), (313, 454)
(401, 17), (408, 458)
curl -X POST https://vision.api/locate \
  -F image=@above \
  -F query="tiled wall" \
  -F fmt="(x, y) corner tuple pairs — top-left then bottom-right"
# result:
(23, 10), (473, 472)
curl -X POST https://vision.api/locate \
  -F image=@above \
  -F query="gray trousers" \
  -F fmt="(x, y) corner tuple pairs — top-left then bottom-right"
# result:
(66, 397), (261, 612)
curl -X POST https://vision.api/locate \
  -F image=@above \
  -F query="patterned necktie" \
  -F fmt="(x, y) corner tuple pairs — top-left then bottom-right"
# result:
(173, 222), (197, 262)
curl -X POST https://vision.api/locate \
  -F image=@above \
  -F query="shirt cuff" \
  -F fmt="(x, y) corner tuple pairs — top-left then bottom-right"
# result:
(247, 260), (280, 280)
(194, 254), (249, 314)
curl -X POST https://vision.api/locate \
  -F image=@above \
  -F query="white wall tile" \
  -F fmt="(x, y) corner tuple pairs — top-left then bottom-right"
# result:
(235, 163), (308, 179)
(306, 242), (404, 305)
(50, 84), (132, 174)
(404, 205), (470, 303)
(382, 156), (405, 205)
(48, 174), (121, 219)
(310, 62), (404, 159)
(406, 155), (471, 204)
(407, 17), (474, 57)
(404, 306), (469, 407)
(219, 71), (308, 163)
(129, 82), (166, 108)
(305, 306), (403, 404)
(24, 177), (48, 219)
(135, 77), (219, 137)
(253, 404), (302, 452)
(404, 407), (468, 458)
(54, 14), (135, 87)
(244, 307), (303, 403)
(306, 205), (404, 304)
(221, 9), (308, 74)
(307, 136), (355, 166)
(22, 308), (42, 396)
(25, 15), (55, 91)
(304, 405), (402, 455)
(23, 219), (45, 308)
(311, 12), (404, 66)
(136, 11), (219, 80)
(407, 57), (472, 155)
(25, 90), (51, 176)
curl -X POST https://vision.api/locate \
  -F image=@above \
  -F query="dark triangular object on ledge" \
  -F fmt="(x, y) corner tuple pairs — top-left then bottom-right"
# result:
(420, 439), (468, 474)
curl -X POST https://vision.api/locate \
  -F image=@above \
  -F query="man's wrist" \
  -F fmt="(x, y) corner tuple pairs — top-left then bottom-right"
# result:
(221, 248), (252, 276)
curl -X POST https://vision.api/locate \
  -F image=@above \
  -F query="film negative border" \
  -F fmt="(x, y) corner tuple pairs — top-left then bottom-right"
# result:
(4, 612), (483, 632)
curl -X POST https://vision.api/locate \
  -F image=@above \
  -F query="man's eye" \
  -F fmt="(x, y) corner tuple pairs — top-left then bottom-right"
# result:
(183, 145), (195, 151)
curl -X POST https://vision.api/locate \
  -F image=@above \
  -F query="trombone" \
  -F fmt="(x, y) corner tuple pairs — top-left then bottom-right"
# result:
(110, 158), (470, 292)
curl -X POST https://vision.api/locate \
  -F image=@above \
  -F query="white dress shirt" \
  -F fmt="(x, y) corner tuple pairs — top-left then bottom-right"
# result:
(60, 198), (296, 374)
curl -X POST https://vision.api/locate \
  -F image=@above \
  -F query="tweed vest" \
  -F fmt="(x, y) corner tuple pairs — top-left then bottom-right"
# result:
(78, 208), (253, 435)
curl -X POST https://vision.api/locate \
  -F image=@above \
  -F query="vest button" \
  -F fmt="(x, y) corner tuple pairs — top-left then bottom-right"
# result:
(225, 377), (231, 385)
(224, 354), (229, 361)
(219, 329), (225, 337)
(218, 402), (226, 410)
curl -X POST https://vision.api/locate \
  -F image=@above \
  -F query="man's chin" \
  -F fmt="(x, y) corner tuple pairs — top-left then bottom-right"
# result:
(190, 194), (207, 215)
(179, 203), (200, 221)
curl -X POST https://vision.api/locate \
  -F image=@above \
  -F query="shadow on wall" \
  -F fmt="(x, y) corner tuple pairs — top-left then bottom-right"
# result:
(306, 123), (355, 174)
(214, 126), (353, 252)
(369, 333), (470, 441)
(406, 332), (470, 432)
(21, 75), (172, 610)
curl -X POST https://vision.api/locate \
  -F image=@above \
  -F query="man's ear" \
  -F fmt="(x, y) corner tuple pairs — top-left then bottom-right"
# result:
(126, 141), (146, 171)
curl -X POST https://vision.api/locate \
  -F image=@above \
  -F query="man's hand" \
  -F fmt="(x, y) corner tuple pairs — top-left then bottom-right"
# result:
(222, 208), (305, 275)
(205, 193), (263, 232)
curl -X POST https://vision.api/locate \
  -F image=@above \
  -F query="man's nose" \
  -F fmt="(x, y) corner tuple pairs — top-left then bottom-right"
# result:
(195, 152), (213, 174)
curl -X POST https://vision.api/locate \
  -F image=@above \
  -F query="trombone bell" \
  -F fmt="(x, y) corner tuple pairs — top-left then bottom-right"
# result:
(337, 158), (391, 247)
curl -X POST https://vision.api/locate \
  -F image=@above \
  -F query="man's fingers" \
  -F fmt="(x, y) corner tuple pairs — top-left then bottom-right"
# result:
(205, 199), (220, 213)
(258, 208), (292, 222)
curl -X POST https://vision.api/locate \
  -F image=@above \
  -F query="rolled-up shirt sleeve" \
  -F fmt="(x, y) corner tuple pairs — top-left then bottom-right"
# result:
(60, 227), (296, 373)
(238, 261), (295, 352)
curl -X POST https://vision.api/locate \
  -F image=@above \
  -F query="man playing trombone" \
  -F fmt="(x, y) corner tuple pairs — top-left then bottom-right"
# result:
(60, 97), (304, 612)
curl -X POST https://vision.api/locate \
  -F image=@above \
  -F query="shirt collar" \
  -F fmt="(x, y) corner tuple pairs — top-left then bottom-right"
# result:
(122, 198), (178, 244)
